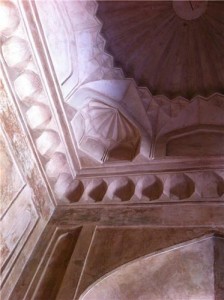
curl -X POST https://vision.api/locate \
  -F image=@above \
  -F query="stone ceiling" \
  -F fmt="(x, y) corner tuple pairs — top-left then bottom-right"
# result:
(1, 2), (224, 299)
(1, 0), (224, 205)
(97, 1), (224, 99)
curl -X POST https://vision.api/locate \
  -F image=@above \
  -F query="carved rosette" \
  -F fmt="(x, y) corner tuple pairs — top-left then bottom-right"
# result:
(72, 100), (140, 163)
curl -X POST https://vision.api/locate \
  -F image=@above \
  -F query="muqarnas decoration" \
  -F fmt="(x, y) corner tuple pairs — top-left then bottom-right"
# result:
(72, 100), (140, 163)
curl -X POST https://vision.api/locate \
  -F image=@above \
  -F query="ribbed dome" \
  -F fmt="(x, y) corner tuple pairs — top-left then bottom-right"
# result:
(87, 101), (137, 141)
(72, 100), (140, 163)
(97, 1), (224, 99)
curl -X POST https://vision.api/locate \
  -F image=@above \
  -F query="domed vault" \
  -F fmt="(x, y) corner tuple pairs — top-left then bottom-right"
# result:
(97, 0), (224, 99)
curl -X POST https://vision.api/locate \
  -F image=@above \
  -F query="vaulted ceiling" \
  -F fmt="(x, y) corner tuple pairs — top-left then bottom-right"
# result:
(97, 1), (224, 99)
(1, 0), (224, 205)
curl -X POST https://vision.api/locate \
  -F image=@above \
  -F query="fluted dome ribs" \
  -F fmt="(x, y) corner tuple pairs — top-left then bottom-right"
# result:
(97, 1), (224, 99)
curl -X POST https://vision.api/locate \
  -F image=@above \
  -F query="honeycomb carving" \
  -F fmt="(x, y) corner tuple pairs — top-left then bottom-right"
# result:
(2, 0), (223, 205)
(36, 130), (60, 158)
(65, 179), (84, 203)
(54, 173), (73, 199)
(26, 104), (52, 130)
(135, 175), (163, 201)
(0, 1), (20, 36)
(85, 179), (107, 202)
(0, 0), (74, 204)
(164, 174), (195, 200)
(198, 172), (224, 198)
(45, 152), (69, 179)
(107, 177), (135, 202)
(2, 37), (31, 70)
(53, 171), (223, 203)
(14, 71), (42, 100)
(72, 100), (140, 163)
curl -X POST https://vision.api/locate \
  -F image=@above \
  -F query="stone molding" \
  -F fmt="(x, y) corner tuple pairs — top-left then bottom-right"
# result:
(0, 0), (76, 203)
(55, 171), (224, 203)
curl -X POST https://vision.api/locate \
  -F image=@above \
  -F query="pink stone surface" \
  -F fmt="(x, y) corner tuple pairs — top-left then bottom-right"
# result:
(74, 225), (224, 298)
(80, 236), (222, 300)
(97, 1), (224, 99)
(1, 0), (224, 299)
(9, 221), (224, 300)
(0, 133), (24, 216)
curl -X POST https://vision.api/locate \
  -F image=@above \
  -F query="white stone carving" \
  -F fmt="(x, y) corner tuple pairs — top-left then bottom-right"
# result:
(2, 0), (222, 205)
(2, 37), (31, 70)
(36, 130), (60, 158)
(0, 1), (20, 36)
(146, 94), (224, 157)
(54, 173), (74, 199)
(45, 152), (69, 179)
(1, 0), (74, 204)
(35, 0), (122, 100)
(72, 100), (140, 163)
(14, 71), (42, 100)
(26, 104), (52, 130)
(35, 0), (78, 97)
